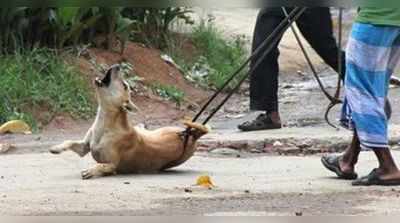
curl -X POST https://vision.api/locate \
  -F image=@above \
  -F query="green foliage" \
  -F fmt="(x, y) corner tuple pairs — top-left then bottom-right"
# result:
(168, 20), (248, 90)
(50, 7), (102, 49)
(192, 21), (248, 90)
(151, 83), (185, 107)
(0, 7), (29, 53)
(0, 49), (94, 129)
(0, 7), (194, 53)
(122, 7), (194, 49)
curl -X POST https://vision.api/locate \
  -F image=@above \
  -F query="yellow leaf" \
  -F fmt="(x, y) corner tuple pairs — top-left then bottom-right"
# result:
(196, 175), (215, 188)
(0, 120), (32, 135)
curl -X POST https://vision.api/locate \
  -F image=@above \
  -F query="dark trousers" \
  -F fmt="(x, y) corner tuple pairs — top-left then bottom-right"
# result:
(250, 7), (346, 112)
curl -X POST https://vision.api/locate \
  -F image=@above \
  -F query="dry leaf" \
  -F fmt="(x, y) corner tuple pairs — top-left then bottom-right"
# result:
(0, 120), (32, 135)
(196, 175), (215, 188)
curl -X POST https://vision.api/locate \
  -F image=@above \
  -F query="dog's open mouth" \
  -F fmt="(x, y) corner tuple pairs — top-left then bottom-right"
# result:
(95, 70), (112, 87)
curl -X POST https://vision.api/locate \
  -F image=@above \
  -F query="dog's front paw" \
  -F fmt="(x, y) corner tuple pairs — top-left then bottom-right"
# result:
(81, 169), (95, 180)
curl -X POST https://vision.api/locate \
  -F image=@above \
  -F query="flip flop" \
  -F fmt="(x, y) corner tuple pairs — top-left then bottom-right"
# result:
(321, 154), (358, 180)
(352, 169), (400, 186)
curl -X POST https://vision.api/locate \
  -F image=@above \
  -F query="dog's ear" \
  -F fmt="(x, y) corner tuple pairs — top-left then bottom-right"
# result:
(100, 67), (113, 87)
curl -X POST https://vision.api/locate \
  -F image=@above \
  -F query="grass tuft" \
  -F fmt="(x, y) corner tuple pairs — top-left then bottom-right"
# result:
(151, 83), (185, 107)
(0, 48), (95, 130)
(166, 20), (248, 91)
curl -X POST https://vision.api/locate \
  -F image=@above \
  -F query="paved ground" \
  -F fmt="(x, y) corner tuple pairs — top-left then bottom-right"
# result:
(1, 151), (400, 216)
(2, 8), (400, 216)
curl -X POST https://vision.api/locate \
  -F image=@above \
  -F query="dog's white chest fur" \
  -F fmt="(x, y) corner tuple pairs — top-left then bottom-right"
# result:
(89, 109), (114, 163)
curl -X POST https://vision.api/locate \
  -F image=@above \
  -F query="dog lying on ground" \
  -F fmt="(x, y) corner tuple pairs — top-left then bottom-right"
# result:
(50, 65), (209, 179)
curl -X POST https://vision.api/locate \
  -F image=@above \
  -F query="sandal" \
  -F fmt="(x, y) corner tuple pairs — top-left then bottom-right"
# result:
(352, 169), (400, 186)
(321, 154), (358, 180)
(238, 114), (282, 131)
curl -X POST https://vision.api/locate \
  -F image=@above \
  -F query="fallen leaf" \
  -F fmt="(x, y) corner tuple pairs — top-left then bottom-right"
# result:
(196, 175), (215, 188)
(0, 120), (32, 135)
(0, 143), (16, 154)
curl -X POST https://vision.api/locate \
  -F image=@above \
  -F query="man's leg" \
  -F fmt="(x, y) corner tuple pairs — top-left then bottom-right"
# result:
(332, 22), (400, 186)
(239, 8), (286, 131)
(321, 132), (360, 180)
(373, 149), (400, 180)
(339, 132), (361, 173)
(353, 30), (400, 185)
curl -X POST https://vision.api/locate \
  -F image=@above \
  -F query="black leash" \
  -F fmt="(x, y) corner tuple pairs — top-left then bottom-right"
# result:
(175, 7), (345, 168)
(192, 7), (307, 124)
(281, 7), (342, 104)
(178, 7), (307, 156)
(281, 7), (344, 129)
(324, 8), (344, 129)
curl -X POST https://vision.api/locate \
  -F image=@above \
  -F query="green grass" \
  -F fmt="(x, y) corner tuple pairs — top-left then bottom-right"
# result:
(166, 21), (248, 90)
(192, 21), (248, 89)
(0, 49), (95, 130)
(151, 83), (185, 107)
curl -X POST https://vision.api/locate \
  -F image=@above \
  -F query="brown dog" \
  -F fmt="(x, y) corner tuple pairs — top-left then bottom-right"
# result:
(50, 65), (209, 179)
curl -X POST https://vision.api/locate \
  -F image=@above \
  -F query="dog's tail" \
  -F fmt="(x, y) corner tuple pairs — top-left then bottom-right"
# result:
(183, 120), (210, 140)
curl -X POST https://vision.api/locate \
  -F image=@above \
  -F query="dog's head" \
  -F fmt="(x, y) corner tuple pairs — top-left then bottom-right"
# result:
(94, 64), (138, 113)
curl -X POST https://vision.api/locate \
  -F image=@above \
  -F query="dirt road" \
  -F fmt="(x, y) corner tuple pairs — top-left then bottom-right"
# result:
(2, 8), (400, 216)
(1, 151), (400, 215)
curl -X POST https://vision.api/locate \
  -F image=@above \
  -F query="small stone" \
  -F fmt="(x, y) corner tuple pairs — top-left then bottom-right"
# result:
(297, 140), (312, 149)
(35, 136), (41, 141)
(0, 143), (16, 154)
(124, 182), (130, 185)
(278, 146), (302, 155)
(263, 144), (275, 153)
(295, 211), (303, 216)
(282, 84), (294, 89)
(273, 141), (283, 147)
(250, 149), (262, 154)
(184, 188), (192, 193)
(244, 190), (250, 194)
(0, 176), (3, 179)
(210, 148), (240, 156)
(297, 70), (306, 76)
